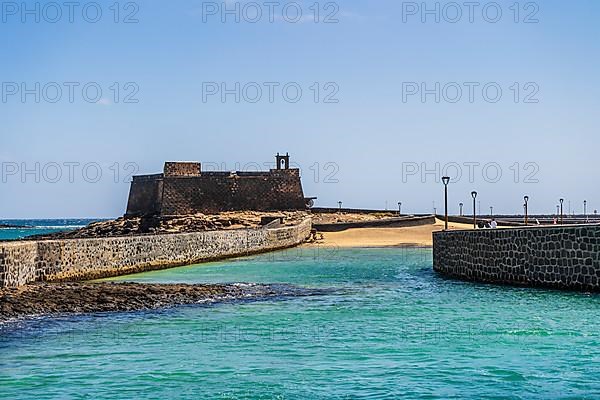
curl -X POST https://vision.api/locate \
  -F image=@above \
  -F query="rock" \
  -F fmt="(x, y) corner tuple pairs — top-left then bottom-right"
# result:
(0, 282), (320, 322)
(21, 211), (309, 240)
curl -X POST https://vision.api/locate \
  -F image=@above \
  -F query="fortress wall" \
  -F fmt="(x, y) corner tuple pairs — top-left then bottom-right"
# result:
(125, 175), (163, 217)
(433, 225), (600, 291)
(0, 219), (312, 287)
(160, 169), (305, 216)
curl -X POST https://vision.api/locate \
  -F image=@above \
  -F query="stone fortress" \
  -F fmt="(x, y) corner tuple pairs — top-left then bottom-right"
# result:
(125, 153), (310, 217)
(0, 153), (318, 287)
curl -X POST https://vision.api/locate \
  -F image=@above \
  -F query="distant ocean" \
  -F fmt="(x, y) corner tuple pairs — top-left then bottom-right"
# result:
(0, 219), (103, 240)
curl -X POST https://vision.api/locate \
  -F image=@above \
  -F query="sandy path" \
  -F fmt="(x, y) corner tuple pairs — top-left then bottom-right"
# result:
(307, 218), (473, 248)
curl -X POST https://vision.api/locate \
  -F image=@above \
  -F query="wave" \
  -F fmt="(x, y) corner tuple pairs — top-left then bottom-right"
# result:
(0, 225), (85, 230)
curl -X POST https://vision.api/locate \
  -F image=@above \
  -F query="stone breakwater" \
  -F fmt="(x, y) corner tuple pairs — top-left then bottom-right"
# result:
(0, 218), (312, 288)
(433, 224), (600, 292)
(0, 282), (324, 323)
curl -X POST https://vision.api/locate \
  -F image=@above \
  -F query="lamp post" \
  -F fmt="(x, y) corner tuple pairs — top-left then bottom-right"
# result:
(471, 191), (478, 229)
(524, 196), (529, 226)
(442, 176), (450, 230)
(584, 200), (587, 222)
(459, 203), (464, 216)
(559, 198), (564, 224)
(338, 201), (343, 212)
(398, 202), (402, 216)
(490, 206), (493, 217)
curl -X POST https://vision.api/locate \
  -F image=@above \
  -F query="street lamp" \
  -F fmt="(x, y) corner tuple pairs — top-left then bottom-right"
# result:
(524, 196), (529, 226)
(442, 176), (450, 230)
(584, 200), (587, 222)
(490, 206), (493, 217)
(398, 202), (402, 216)
(338, 201), (343, 212)
(559, 198), (564, 224)
(459, 202), (464, 216)
(471, 191), (478, 229)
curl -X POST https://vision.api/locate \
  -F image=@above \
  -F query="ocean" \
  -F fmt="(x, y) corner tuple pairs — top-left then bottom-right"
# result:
(2, 244), (600, 399)
(0, 219), (102, 240)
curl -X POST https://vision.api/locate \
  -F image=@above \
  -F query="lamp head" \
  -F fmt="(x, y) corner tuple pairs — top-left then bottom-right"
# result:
(471, 191), (477, 199)
(560, 198), (564, 204)
(524, 195), (529, 203)
(442, 176), (450, 185)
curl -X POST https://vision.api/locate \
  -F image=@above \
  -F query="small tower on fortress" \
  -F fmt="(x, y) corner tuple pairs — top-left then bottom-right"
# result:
(276, 152), (290, 170)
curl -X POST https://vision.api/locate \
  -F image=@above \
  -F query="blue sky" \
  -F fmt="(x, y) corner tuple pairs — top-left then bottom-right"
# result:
(1, 0), (599, 218)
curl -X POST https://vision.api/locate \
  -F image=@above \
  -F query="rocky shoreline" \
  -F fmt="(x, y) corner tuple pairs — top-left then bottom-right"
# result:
(0, 282), (321, 323)
(25, 211), (309, 240)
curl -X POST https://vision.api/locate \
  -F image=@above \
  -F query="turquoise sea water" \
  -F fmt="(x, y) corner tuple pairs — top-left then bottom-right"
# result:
(0, 219), (100, 240)
(2, 246), (600, 399)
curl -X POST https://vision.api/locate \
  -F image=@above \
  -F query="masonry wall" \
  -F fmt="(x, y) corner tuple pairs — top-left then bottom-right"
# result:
(125, 174), (163, 216)
(433, 225), (600, 291)
(0, 219), (312, 287)
(160, 169), (306, 216)
(164, 162), (201, 177)
(314, 216), (436, 232)
(0, 242), (38, 288)
(126, 169), (306, 217)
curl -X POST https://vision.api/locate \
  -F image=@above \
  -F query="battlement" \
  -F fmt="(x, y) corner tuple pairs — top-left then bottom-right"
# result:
(164, 162), (201, 177)
(125, 153), (310, 217)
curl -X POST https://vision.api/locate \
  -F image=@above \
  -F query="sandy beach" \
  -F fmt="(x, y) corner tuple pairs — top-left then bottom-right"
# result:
(308, 218), (473, 248)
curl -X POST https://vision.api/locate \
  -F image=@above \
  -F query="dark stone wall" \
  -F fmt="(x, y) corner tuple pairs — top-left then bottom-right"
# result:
(125, 174), (163, 216)
(160, 169), (305, 215)
(314, 216), (435, 232)
(125, 167), (306, 216)
(433, 225), (600, 292)
(310, 207), (399, 214)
